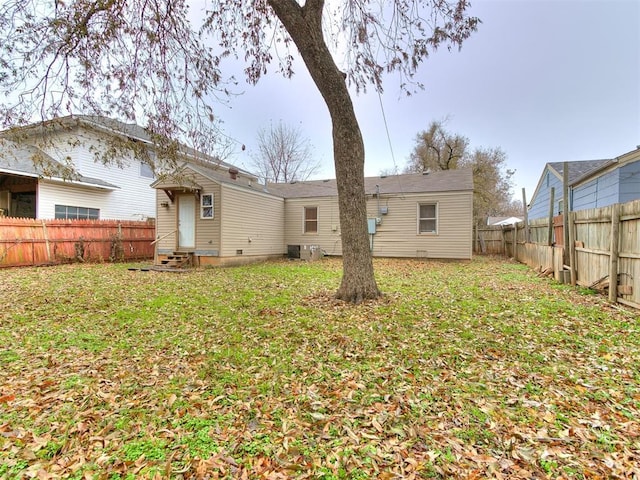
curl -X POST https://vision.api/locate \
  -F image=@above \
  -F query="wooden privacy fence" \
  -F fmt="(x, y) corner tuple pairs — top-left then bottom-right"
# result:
(475, 199), (640, 309)
(0, 217), (155, 267)
(569, 201), (639, 308)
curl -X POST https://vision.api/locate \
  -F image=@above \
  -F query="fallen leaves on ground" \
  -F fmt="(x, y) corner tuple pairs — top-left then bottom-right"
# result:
(1, 257), (639, 478)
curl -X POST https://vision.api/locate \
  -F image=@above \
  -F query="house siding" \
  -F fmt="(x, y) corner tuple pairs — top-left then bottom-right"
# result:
(283, 197), (343, 256)
(620, 160), (640, 204)
(219, 184), (285, 257)
(37, 181), (111, 219)
(572, 169), (620, 211)
(155, 188), (176, 251)
(528, 169), (564, 220)
(283, 191), (473, 259)
(194, 181), (222, 253)
(530, 156), (640, 221)
(366, 191), (473, 259)
(37, 127), (157, 220)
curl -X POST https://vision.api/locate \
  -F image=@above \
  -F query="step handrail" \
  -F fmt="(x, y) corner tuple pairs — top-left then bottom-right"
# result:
(151, 229), (177, 245)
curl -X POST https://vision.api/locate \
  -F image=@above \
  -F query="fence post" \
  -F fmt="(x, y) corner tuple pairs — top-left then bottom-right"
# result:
(608, 203), (621, 303)
(547, 187), (555, 246)
(569, 211), (577, 286)
(522, 188), (529, 243)
(562, 162), (570, 265)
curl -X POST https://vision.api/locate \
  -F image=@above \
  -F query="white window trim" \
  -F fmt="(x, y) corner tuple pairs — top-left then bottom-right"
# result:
(55, 204), (100, 220)
(200, 193), (214, 219)
(303, 206), (318, 234)
(417, 202), (438, 235)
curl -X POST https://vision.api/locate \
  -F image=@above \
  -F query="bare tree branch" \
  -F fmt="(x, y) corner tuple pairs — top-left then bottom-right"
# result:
(407, 120), (516, 224)
(251, 120), (320, 183)
(0, 0), (479, 302)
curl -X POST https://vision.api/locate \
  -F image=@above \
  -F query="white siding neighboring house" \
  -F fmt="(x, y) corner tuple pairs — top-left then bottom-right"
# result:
(0, 115), (226, 220)
(0, 138), (119, 219)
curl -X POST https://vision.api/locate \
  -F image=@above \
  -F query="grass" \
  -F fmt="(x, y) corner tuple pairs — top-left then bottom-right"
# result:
(0, 256), (638, 478)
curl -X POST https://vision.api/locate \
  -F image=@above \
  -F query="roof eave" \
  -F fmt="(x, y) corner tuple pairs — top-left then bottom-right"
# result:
(46, 177), (120, 190)
(570, 159), (618, 186)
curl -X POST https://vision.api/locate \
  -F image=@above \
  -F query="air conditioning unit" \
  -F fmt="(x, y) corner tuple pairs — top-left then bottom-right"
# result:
(300, 244), (322, 261)
(287, 244), (301, 259)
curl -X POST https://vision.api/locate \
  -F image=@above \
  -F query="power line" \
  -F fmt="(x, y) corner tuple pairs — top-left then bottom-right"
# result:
(376, 90), (398, 173)
(377, 91), (405, 198)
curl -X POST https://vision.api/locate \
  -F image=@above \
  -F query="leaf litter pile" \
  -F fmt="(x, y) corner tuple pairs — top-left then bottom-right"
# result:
(1, 257), (639, 479)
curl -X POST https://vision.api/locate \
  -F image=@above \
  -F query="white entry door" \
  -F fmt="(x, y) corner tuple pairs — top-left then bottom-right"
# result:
(178, 195), (196, 249)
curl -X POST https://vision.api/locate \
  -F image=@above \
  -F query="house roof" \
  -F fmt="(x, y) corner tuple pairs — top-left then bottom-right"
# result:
(0, 139), (118, 189)
(266, 169), (474, 199)
(152, 161), (268, 195)
(487, 216), (523, 226)
(529, 159), (613, 204)
(570, 146), (640, 186)
(153, 164), (473, 200)
(547, 160), (613, 185)
(2, 115), (257, 180)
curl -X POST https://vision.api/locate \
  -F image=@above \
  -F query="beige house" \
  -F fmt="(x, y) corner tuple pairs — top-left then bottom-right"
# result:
(152, 165), (474, 266)
(152, 162), (284, 266)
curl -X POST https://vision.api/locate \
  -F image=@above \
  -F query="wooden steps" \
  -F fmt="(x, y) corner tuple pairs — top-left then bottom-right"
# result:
(156, 252), (193, 270)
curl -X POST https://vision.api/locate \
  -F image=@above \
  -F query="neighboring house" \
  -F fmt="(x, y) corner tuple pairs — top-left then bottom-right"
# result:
(0, 138), (119, 218)
(571, 146), (640, 211)
(526, 153), (635, 220)
(487, 216), (523, 226)
(152, 167), (474, 265)
(0, 115), (232, 220)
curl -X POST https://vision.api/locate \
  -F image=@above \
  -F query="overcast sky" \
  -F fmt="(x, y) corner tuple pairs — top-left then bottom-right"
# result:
(214, 0), (640, 203)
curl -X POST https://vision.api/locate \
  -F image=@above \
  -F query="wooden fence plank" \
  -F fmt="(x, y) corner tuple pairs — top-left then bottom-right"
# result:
(476, 198), (640, 309)
(548, 187), (555, 246)
(0, 218), (154, 267)
(609, 204), (621, 302)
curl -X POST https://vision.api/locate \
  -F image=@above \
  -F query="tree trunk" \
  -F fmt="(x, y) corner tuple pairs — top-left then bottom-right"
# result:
(268, 0), (380, 303)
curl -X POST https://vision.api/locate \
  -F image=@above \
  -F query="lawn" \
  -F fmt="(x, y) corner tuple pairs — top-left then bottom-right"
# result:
(0, 256), (638, 479)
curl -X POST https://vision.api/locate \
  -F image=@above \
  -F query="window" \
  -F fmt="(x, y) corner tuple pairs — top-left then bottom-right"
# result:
(140, 161), (154, 179)
(304, 206), (318, 233)
(418, 203), (437, 234)
(55, 205), (100, 220)
(200, 194), (214, 219)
